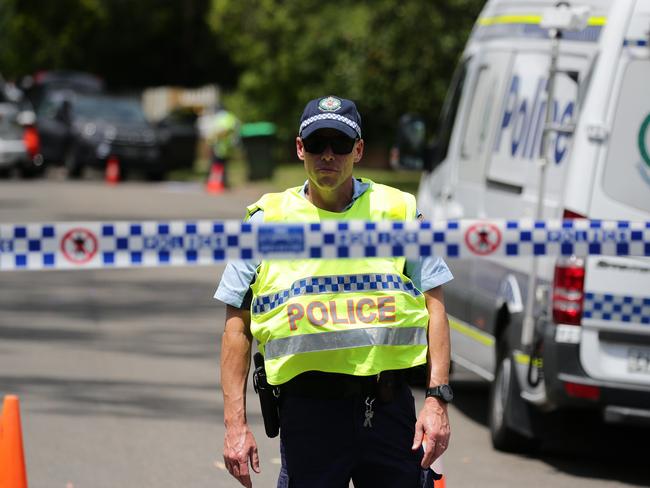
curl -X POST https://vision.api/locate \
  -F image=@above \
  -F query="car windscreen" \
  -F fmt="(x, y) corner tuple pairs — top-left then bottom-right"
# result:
(74, 95), (148, 124)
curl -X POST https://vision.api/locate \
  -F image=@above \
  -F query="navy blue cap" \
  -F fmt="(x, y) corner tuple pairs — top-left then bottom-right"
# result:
(298, 96), (362, 139)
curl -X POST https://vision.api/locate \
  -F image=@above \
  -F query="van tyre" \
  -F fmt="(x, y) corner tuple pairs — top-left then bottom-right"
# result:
(489, 343), (539, 453)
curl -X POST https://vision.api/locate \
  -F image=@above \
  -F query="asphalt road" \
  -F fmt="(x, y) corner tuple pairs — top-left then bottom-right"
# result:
(0, 179), (648, 488)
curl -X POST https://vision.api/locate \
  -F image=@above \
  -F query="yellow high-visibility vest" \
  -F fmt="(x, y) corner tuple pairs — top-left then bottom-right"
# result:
(247, 179), (430, 385)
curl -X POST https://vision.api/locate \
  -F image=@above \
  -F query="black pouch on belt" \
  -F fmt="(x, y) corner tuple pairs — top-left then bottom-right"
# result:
(376, 370), (400, 403)
(252, 352), (280, 438)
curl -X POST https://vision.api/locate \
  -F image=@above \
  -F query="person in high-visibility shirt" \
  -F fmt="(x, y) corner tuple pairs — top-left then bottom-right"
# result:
(215, 96), (453, 488)
(207, 108), (240, 188)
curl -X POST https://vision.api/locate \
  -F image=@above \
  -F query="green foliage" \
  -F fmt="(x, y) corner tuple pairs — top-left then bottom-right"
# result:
(0, 0), (235, 89)
(0, 0), (107, 74)
(209, 0), (483, 145)
(0, 0), (483, 151)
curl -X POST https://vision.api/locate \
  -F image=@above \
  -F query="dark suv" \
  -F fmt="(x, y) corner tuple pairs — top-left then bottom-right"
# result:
(36, 91), (162, 179)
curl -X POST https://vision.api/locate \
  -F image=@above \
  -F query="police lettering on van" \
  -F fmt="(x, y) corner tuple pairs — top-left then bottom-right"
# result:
(494, 74), (574, 164)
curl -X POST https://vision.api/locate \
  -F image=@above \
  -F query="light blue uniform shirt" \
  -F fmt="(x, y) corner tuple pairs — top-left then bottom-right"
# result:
(214, 179), (453, 308)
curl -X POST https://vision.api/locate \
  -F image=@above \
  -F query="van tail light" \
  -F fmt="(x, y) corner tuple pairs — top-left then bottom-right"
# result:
(552, 257), (585, 325)
(563, 381), (600, 400)
(23, 126), (40, 158)
(562, 209), (586, 220)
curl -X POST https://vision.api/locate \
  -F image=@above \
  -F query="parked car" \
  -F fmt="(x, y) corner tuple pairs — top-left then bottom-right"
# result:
(22, 70), (104, 114)
(0, 76), (43, 178)
(36, 91), (162, 179)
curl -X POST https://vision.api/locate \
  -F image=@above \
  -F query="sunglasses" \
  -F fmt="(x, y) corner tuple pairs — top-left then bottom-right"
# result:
(302, 135), (357, 154)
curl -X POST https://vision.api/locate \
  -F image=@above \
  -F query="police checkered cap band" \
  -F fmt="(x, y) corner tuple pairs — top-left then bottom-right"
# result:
(298, 96), (362, 139)
(299, 113), (362, 139)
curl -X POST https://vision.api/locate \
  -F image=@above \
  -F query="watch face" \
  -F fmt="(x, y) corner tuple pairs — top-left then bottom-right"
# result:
(440, 384), (454, 402)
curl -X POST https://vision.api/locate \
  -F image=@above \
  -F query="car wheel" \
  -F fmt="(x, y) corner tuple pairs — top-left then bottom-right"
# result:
(489, 343), (539, 452)
(146, 170), (166, 182)
(64, 147), (83, 179)
(18, 161), (45, 179)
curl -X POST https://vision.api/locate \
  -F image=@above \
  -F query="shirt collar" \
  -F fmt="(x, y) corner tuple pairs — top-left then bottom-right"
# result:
(300, 178), (370, 211)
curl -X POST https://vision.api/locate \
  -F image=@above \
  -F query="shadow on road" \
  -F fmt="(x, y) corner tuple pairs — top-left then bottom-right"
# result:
(0, 270), (222, 360)
(0, 374), (266, 429)
(0, 273), (217, 321)
(450, 375), (650, 486)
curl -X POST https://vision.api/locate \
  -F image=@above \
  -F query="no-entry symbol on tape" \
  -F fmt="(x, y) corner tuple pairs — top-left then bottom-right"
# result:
(465, 222), (502, 256)
(61, 228), (98, 264)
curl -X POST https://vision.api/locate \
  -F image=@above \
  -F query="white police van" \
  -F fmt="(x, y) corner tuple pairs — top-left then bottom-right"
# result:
(395, 0), (650, 450)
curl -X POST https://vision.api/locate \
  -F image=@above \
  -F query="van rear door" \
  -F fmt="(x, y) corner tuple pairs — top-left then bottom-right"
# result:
(579, 11), (650, 387)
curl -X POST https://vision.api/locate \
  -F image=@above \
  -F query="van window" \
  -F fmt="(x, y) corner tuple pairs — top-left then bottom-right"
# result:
(461, 66), (493, 162)
(602, 59), (650, 213)
(459, 51), (512, 183)
(435, 59), (468, 166)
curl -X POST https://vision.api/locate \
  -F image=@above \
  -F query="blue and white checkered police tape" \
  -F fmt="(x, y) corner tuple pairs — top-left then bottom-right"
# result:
(0, 218), (648, 271)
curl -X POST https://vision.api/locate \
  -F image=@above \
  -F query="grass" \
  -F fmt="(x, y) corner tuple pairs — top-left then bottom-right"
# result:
(169, 157), (423, 195)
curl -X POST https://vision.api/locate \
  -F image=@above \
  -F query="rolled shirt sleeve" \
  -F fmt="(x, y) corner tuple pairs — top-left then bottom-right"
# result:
(213, 211), (263, 308)
(405, 256), (453, 293)
(405, 208), (453, 292)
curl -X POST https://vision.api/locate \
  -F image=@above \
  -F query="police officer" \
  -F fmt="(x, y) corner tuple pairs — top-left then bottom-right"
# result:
(216, 96), (453, 488)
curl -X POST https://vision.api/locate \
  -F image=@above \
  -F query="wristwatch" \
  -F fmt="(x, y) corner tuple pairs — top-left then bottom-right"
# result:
(425, 384), (454, 403)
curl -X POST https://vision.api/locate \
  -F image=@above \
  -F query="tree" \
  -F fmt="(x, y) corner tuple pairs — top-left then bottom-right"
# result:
(0, 0), (236, 89)
(209, 0), (483, 149)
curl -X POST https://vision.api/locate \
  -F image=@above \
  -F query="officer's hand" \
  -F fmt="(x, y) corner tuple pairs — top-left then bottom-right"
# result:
(412, 397), (451, 468)
(224, 423), (260, 488)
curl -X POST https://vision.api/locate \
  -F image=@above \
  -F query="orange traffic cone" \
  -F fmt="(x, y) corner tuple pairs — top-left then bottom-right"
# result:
(105, 156), (120, 185)
(205, 161), (225, 194)
(433, 455), (446, 488)
(0, 395), (28, 488)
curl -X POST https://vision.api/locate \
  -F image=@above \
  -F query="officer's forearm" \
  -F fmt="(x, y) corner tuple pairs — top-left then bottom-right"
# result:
(424, 286), (451, 387)
(221, 305), (253, 428)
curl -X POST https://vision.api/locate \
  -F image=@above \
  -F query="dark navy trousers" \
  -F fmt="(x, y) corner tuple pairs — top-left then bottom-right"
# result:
(276, 380), (437, 488)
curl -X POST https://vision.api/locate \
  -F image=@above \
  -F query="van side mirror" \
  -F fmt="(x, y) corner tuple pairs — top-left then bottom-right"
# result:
(390, 114), (429, 171)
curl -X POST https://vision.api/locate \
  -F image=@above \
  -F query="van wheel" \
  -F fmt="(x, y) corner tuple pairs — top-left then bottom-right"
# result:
(489, 345), (539, 452)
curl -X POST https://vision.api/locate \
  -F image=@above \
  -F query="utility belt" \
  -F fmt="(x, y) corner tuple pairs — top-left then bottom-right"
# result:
(280, 370), (407, 402)
(253, 352), (410, 438)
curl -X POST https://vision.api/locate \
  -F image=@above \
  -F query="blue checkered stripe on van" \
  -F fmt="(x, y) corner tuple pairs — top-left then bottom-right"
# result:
(252, 273), (420, 315)
(583, 293), (650, 324)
